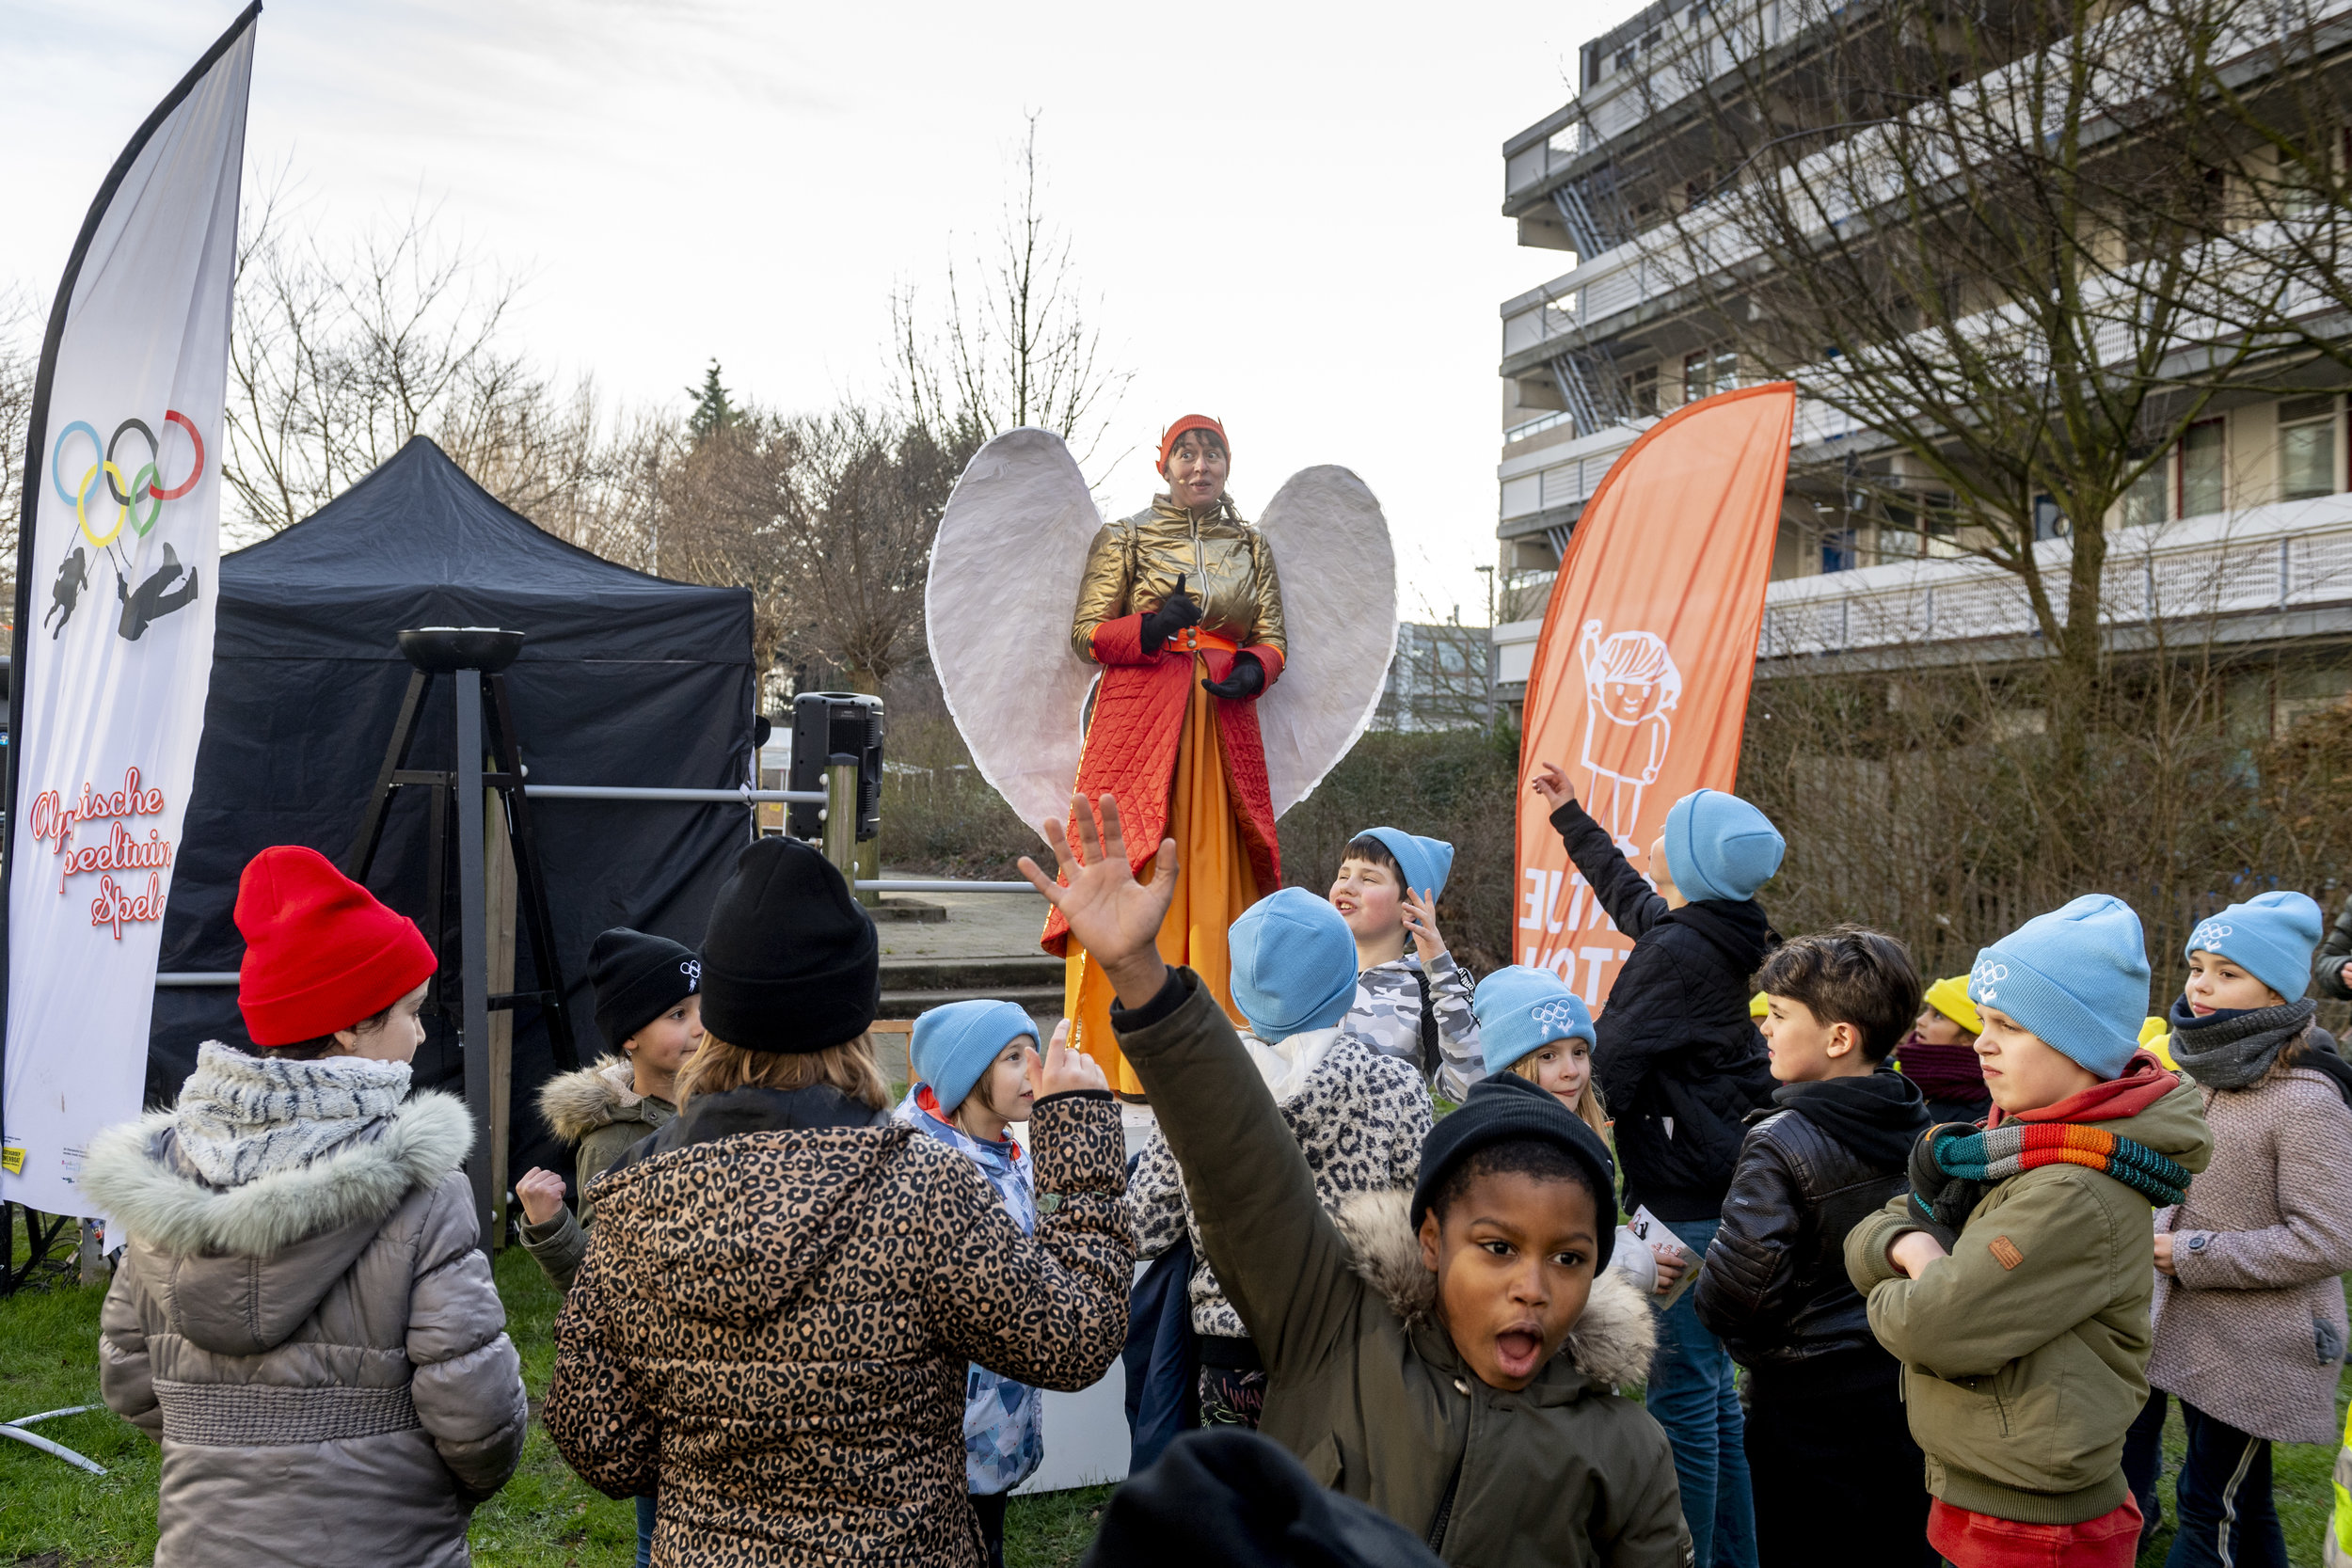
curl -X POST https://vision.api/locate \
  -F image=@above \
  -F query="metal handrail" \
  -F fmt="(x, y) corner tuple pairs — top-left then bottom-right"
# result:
(527, 784), (826, 804)
(856, 879), (1039, 894)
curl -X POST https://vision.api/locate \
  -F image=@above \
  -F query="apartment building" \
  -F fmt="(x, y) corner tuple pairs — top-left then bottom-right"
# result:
(1488, 0), (2352, 736)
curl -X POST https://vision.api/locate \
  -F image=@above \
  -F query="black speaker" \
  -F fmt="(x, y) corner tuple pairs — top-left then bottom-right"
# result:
(787, 692), (883, 842)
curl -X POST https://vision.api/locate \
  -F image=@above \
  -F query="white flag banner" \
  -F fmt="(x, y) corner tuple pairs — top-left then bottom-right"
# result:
(2, 6), (257, 1214)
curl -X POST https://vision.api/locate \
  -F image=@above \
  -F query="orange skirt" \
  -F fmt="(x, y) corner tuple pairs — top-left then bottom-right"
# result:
(1063, 666), (1257, 1094)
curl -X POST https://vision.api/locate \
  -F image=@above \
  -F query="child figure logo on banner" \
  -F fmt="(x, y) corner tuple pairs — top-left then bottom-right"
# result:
(1577, 619), (1683, 853)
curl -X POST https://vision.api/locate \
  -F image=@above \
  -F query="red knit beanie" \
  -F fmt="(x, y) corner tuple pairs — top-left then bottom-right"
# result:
(1157, 414), (1229, 473)
(235, 847), (437, 1046)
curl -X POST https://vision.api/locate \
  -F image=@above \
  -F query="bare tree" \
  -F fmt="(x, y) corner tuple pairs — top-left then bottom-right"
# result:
(892, 112), (1131, 471)
(0, 285), (38, 604)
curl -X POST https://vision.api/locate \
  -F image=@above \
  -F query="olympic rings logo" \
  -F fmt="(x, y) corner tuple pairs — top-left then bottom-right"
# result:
(2190, 920), (2233, 950)
(1970, 958), (2009, 1002)
(1529, 999), (1585, 1036)
(49, 413), (205, 550)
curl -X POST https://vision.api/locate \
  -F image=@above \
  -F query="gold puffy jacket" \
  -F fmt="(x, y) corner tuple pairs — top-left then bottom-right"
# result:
(1070, 498), (1287, 661)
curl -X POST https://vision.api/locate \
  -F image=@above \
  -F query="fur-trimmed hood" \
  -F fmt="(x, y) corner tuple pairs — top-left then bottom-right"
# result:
(80, 1080), (474, 1261)
(1334, 1189), (1659, 1391)
(538, 1056), (670, 1145)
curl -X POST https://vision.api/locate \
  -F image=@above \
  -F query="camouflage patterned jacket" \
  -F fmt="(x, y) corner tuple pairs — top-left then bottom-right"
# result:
(1344, 952), (1483, 1101)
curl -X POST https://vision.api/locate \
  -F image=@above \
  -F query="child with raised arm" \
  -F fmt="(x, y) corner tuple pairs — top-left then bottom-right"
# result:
(1530, 761), (1779, 1568)
(2122, 892), (2352, 1567)
(1845, 895), (2214, 1568)
(1696, 928), (1932, 1567)
(1331, 827), (1483, 1099)
(1024, 795), (1689, 1568)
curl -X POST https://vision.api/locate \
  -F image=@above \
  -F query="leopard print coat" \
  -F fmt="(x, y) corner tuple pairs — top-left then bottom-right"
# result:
(543, 1091), (1132, 1567)
(1127, 1028), (1430, 1339)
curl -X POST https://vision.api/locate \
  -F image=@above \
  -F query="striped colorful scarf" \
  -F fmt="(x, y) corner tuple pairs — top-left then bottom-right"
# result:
(1908, 1121), (2190, 1238)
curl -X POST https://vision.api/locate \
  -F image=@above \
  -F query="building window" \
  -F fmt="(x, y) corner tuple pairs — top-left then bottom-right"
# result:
(2279, 393), (2338, 500)
(2033, 496), (2069, 541)
(1684, 348), (1738, 404)
(1621, 364), (1659, 418)
(2180, 418), (2225, 517)
(1821, 528), (1856, 573)
(2121, 453), (2169, 528)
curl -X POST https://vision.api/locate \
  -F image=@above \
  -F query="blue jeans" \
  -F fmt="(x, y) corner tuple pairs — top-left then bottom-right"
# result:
(2122, 1390), (2286, 1568)
(635, 1492), (657, 1568)
(1655, 1218), (1759, 1568)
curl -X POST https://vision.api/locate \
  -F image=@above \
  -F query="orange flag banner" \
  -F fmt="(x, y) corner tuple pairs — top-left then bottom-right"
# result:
(1514, 382), (1797, 1007)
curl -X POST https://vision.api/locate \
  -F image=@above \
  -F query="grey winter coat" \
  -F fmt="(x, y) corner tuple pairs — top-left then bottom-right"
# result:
(85, 1073), (529, 1568)
(2151, 1061), (2352, 1444)
(518, 1056), (675, 1291)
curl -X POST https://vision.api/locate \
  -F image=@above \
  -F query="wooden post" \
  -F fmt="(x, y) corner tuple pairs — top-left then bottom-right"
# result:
(485, 770), (518, 1250)
(824, 759), (858, 884)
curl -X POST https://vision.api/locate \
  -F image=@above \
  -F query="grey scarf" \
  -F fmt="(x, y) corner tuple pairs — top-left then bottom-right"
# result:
(2168, 997), (2316, 1091)
(170, 1041), (412, 1188)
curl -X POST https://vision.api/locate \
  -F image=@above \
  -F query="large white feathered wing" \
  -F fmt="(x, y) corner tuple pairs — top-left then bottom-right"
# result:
(1256, 466), (1398, 816)
(926, 427), (1101, 846)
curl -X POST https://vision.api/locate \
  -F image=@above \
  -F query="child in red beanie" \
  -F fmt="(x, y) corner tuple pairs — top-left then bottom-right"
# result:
(84, 846), (526, 1567)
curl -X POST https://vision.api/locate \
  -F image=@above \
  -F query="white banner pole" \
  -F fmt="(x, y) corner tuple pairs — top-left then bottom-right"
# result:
(1, 6), (260, 1216)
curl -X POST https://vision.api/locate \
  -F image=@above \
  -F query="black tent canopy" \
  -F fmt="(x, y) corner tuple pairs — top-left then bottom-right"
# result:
(151, 436), (754, 1182)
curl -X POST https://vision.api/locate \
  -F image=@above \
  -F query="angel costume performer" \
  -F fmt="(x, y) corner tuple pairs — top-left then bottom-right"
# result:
(925, 417), (1397, 1097)
(1045, 416), (1288, 1091)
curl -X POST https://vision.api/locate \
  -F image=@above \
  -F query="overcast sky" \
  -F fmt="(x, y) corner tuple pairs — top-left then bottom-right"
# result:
(4, 0), (1619, 623)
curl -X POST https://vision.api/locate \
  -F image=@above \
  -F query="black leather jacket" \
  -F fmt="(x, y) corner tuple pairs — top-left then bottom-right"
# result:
(1692, 1079), (1925, 1393)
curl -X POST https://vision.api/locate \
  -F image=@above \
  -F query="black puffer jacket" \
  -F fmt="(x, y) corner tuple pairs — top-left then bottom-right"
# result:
(1692, 1073), (1928, 1393)
(1554, 800), (1776, 1220)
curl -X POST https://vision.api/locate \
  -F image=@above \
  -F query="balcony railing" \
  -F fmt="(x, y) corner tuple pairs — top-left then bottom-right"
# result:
(1756, 498), (2352, 659)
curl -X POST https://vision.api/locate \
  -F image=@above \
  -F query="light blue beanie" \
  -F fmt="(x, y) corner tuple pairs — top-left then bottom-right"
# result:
(1230, 887), (1361, 1041)
(1661, 789), (1785, 904)
(2185, 890), (2323, 1003)
(1356, 827), (1454, 901)
(1968, 895), (2151, 1081)
(1474, 965), (1597, 1076)
(912, 998), (1037, 1114)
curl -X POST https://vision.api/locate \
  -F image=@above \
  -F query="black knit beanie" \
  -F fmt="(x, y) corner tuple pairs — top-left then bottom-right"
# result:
(588, 928), (701, 1052)
(1410, 1071), (1618, 1271)
(698, 838), (879, 1053)
(1080, 1429), (1444, 1568)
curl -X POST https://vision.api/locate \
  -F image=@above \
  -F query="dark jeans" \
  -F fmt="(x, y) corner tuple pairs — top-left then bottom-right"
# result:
(972, 1490), (1009, 1568)
(1745, 1372), (1933, 1568)
(634, 1492), (657, 1568)
(1656, 1218), (1760, 1568)
(2122, 1389), (2287, 1568)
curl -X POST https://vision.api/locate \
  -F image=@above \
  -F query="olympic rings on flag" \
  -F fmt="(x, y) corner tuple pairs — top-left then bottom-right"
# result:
(49, 410), (204, 510)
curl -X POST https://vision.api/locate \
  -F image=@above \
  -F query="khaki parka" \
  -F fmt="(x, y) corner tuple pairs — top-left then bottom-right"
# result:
(1118, 968), (1692, 1568)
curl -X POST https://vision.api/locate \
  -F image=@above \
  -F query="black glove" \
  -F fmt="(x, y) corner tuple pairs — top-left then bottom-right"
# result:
(1139, 573), (1203, 653)
(1901, 1123), (1979, 1251)
(1201, 651), (1265, 701)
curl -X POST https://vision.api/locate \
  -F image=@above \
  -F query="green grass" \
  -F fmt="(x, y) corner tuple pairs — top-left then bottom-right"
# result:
(2134, 1366), (2348, 1566)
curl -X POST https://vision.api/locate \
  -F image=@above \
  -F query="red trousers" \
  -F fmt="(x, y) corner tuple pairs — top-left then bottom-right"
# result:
(1927, 1497), (2142, 1568)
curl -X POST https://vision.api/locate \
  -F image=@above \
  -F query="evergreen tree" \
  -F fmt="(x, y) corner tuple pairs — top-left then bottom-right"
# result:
(686, 359), (737, 442)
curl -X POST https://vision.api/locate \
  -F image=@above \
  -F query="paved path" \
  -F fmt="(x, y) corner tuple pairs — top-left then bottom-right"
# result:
(872, 867), (1050, 961)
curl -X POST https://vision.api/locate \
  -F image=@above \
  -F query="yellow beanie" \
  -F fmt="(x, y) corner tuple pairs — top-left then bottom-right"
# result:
(1923, 974), (1982, 1037)
(2139, 1014), (2177, 1070)
(1750, 990), (1769, 1019)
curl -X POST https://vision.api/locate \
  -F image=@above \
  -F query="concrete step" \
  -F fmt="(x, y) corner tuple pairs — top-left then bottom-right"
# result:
(878, 955), (1063, 990)
(876, 986), (1064, 1019)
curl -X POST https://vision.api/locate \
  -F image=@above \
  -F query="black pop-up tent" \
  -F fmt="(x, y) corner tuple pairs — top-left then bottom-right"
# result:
(151, 436), (754, 1182)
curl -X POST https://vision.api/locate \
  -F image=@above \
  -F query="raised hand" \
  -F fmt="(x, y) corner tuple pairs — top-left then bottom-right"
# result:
(1017, 792), (1179, 1007)
(1528, 761), (1577, 809)
(1139, 573), (1204, 653)
(515, 1167), (567, 1227)
(1030, 1017), (1109, 1098)
(1401, 886), (1448, 964)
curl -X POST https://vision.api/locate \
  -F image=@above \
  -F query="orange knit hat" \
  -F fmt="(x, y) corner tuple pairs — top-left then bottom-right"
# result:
(1157, 415), (1229, 472)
